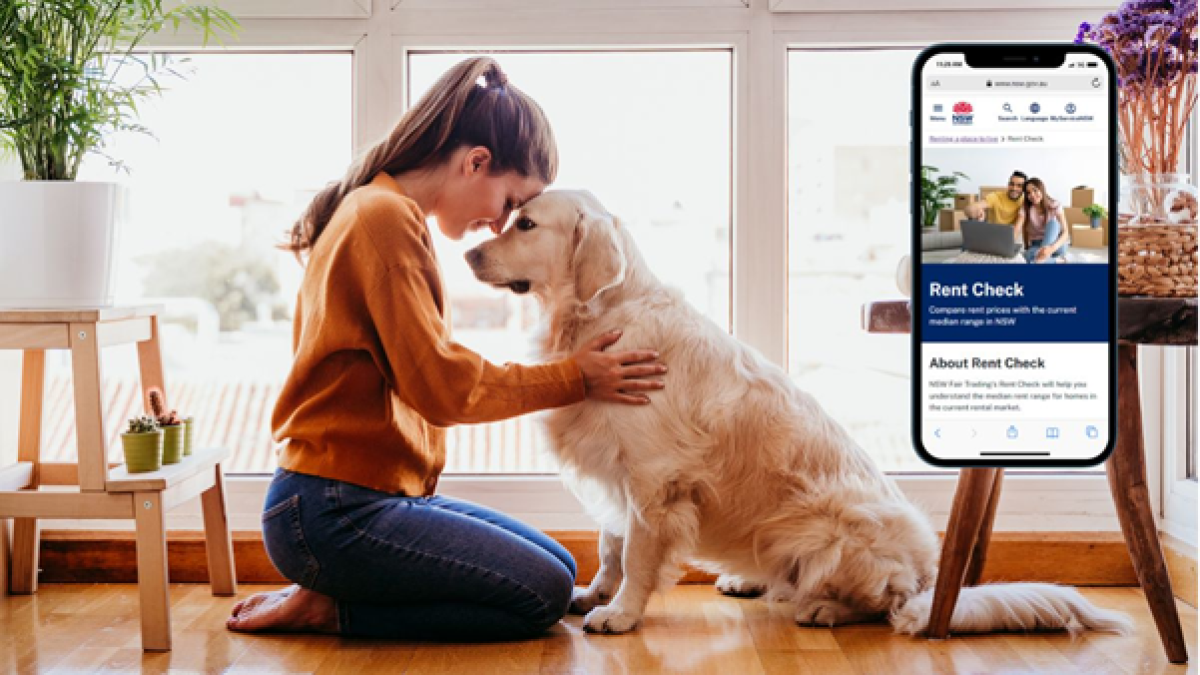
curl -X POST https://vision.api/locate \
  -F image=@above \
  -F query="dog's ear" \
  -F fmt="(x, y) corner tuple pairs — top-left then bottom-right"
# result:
(572, 207), (626, 309)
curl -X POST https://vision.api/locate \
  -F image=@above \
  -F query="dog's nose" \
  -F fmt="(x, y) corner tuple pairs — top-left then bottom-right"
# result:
(464, 248), (484, 268)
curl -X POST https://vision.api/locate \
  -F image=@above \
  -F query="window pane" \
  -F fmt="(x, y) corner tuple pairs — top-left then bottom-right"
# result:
(787, 50), (930, 473)
(49, 53), (353, 474)
(409, 51), (732, 473)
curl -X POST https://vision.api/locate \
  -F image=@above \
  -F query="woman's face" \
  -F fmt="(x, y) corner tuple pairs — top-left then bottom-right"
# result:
(435, 147), (547, 241)
(1026, 184), (1043, 205)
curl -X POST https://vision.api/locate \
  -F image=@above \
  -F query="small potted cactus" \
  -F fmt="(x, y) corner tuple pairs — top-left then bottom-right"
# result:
(120, 415), (163, 473)
(147, 387), (185, 465)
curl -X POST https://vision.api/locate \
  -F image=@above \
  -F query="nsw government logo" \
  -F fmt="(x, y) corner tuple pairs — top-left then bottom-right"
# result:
(952, 101), (974, 125)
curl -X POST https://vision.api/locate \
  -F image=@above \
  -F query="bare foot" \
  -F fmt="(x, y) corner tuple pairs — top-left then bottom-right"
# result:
(226, 584), (339, 634)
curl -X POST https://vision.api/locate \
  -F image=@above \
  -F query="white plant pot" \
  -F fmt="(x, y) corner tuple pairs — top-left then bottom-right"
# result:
(0, 181), (124, 308)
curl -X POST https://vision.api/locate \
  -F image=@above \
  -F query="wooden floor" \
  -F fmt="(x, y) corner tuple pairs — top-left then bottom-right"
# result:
(0, 584), (1195, 674)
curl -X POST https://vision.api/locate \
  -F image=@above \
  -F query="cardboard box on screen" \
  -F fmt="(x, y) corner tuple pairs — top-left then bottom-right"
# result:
(939, 209), (967, 232)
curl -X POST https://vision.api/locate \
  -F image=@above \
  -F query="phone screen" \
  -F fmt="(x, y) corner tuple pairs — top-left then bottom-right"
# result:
(914, 46), (1116, 466)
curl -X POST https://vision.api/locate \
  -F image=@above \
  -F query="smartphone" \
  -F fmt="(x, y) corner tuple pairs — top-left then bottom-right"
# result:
(911, 43), (1118, 467)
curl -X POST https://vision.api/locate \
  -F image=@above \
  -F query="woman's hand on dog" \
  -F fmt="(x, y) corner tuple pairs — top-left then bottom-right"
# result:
(573, 330), (666, 405)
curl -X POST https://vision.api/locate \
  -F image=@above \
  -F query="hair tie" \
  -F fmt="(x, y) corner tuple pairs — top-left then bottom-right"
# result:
(485, 68), (509, 89)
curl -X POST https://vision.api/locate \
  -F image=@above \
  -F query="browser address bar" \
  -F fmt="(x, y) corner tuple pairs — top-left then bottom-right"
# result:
(925, 74), (1106, 92)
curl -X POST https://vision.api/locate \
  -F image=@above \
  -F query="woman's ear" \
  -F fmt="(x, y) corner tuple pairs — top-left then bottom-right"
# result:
(572, 209), (627, 310)
(465, 146), (493, 175)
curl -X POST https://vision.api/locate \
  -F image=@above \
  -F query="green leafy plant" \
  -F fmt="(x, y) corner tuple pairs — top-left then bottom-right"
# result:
(1082, 203), (1108, 220)
(0, 0), (239, 180)
(920, 165), (970, 229)
(125, 415), (159, 434)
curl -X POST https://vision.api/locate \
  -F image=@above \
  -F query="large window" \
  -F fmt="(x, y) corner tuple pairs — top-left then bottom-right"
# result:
(409, 51), (732, 474)
(0, 3), (1184, 535)
(39, 52), (354, 473)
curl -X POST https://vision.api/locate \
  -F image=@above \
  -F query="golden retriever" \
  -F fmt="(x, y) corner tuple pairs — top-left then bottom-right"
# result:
(464, 190), (1132, 637)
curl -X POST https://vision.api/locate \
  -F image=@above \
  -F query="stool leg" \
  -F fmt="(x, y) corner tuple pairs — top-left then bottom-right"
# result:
(12, 350), (46, 594)
(201, 466), (237, 596)
(9, 520), (39, 595)
(926, 467), (1000, 638)
(1109, 344), (1187, 663)
(69, 323), (108, 492)
(0, 519), (9, 597)
(134, 491), (171, 652)
(963, 469), (1004, 587)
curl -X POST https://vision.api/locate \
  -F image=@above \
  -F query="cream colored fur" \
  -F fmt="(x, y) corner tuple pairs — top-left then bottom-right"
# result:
(465, 190), (1133, 637)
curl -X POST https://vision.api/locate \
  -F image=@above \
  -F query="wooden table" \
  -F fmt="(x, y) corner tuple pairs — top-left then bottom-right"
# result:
(862, 296), (1195, 663)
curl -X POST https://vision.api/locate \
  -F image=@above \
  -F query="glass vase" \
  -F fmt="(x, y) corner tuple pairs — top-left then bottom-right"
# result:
(1116, 173), (1198, 297)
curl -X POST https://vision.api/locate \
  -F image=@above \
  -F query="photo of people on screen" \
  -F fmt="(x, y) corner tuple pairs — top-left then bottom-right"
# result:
(920, 155), (1108, 265)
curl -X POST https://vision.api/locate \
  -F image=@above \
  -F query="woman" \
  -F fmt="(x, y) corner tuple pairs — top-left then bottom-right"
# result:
(1015, 177), (1070, 263)
(225, 57), (666, 641)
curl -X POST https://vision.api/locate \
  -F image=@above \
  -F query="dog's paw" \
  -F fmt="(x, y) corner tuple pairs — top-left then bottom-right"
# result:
(583, 605), (641, 634)
(794, 599), (844, 628)
(569, 587), (611, 615)
(716, 574), (767, 598)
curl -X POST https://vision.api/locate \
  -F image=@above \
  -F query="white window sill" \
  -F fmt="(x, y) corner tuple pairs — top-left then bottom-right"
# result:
(37, 471), (1121, 533)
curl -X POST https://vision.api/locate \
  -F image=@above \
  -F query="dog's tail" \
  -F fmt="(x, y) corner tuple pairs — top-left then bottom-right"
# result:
(888, 583), (1134, 636)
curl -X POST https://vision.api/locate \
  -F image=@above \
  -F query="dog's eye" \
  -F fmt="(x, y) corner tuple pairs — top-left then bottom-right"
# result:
(515, 217), (536, 232)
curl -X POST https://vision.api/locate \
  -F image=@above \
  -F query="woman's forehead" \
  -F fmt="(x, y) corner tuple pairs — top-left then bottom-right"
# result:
(506, 173), (546, 203)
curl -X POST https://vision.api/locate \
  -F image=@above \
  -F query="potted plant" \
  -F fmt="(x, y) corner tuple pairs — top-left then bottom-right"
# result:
(147, 387), (185, 465)
(182, 414), (196, 457)
(1077, 2), (1197, 297)
(120, 415), (162, 473)
(0, 1), (238, 308)
(1083, 203), (1108, 229)
(919, 165), (970, 230)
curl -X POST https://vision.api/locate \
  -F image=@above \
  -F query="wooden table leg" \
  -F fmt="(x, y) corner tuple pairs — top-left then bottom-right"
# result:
(927, 467), (1001, 638)
(12, 349), (46, 594)
(1108, 343), (1187, 663)
(201, 466), (237, 596)
(964, 469), (1004, 587)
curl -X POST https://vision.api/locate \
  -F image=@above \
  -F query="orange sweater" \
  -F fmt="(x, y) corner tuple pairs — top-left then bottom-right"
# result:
(272, 172), (586, 494)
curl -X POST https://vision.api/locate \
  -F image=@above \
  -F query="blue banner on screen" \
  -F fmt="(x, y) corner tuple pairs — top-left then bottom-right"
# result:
(921, 264), (1108, 343)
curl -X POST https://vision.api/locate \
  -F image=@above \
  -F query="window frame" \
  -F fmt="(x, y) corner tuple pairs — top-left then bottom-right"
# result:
(1160, 110), (1199, 548)
(3, 1), (1185, 537)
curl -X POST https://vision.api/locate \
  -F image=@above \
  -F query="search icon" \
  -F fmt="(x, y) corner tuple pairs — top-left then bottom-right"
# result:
(1003, 102), (1012, 113)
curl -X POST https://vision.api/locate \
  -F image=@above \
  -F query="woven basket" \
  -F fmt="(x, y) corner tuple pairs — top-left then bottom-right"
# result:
(1117, 223), (1198, 297)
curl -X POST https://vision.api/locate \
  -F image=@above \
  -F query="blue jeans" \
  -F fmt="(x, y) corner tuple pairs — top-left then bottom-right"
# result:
(261, 468), (577, 641)
(1023, 218), (1069, 263)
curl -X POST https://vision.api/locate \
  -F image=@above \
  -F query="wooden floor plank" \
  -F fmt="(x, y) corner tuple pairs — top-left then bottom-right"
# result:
(0, 584), (1191, 674)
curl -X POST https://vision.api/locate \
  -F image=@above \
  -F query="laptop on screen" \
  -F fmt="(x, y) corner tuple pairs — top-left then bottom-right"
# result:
(960, 220), (1022, 258)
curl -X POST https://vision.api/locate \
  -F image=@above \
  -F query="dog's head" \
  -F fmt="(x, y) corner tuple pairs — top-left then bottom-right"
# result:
(464, 190), (626, 310)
